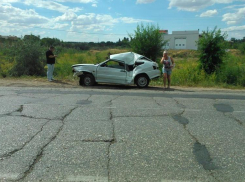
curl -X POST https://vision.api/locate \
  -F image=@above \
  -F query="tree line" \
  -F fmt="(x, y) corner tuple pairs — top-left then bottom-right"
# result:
(0, 35), (130, 50)
(229, 37), (245, 54)
(1, 33), (245, 51)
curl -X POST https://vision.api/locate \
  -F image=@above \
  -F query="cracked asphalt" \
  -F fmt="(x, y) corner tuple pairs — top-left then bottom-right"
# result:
(0, 86), (245, 182)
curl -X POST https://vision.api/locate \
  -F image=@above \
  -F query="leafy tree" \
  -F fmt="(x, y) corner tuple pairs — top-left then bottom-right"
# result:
(198, 27), (227, 74)
(129, 23), (165, 61)
(41, 37), (61, 47)
(239, 42), (245, 54)
(121, 37), (130, 47)
(117, 38), (121, 46)
(5, 35), (45, 76)
(106, 41), (114, 47)
(24, 34), (40, 42)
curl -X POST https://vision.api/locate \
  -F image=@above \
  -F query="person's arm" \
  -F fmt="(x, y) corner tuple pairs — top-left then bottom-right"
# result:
(160, 57), (164, 64)
(47, 50), (57, 58)
(48, 55), (57, 58)
(171, 57), (174, 64)
(170, 57), (175, 68)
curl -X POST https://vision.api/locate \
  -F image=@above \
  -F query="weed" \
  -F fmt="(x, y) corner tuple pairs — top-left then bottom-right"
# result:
(1, 48), (244, 88)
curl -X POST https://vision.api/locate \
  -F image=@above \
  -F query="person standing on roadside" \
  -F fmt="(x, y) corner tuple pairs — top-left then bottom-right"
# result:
(160, 50), (174, 89)
(46, 46), (57, 82)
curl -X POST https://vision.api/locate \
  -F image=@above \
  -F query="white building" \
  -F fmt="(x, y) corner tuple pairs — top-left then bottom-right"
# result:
(161, 30), (199, 50)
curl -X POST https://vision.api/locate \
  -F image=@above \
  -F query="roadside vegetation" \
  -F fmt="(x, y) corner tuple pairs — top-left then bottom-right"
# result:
(0, 26), (245, 89)
(153, 49), (245, 88)
(129, 23), (165, 61)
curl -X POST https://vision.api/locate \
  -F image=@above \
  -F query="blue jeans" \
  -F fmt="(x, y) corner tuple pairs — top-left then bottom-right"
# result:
(47, 64), (54, 81)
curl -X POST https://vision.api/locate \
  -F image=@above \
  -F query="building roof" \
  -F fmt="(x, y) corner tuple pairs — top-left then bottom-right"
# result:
(159, 30), (168, 34)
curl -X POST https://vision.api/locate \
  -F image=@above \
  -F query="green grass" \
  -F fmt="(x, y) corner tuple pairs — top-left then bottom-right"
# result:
(53, 49), (129, 79)
(151, 51), (245, 89)
(0, 52), (13, 77)
(1, 48), (245, 89)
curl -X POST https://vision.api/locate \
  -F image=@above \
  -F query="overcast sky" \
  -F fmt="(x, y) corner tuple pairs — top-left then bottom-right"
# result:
(0, 0), (245, 42)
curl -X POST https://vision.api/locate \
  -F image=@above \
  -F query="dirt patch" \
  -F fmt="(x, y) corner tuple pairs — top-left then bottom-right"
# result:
(0, 78), (80, 88)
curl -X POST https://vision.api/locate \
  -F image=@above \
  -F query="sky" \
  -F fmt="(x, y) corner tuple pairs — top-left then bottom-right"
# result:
(0, 0), (245, 42)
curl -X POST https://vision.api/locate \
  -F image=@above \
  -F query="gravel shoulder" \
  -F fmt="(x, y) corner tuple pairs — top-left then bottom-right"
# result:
(0, 78), (80, 88)
(0, 77), (244, 93)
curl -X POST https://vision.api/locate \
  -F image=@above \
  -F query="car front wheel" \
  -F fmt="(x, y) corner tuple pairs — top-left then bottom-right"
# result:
(80, 74), (95, 86)
(136, 75), (149, 88)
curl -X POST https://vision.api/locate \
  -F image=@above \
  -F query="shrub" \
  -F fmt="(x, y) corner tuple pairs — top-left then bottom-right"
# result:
(0, 59), (13, 78)
(129, 23), (166, 61)
(216, 54), (245, 86)
(239, 42), (245, 54)
(198, 27), (227, 74)
(4, 36), (45, 76)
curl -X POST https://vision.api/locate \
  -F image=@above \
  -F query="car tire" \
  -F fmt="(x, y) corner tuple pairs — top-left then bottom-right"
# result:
(79, 76), (84, 85)
(136, 75), (149, 88)
(80, 74), (95, 86)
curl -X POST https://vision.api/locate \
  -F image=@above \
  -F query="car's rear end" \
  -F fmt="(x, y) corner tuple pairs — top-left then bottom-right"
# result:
(132, 59), (160, 87)
(134, 59), (160, 79)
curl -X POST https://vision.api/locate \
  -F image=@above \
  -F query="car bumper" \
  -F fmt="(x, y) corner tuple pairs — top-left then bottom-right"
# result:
(73, 71), (84, 77)
(148, 69), (161, 79)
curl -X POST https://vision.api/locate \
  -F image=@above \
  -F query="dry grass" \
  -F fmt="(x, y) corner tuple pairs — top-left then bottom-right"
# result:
(1, 48), (244, 89)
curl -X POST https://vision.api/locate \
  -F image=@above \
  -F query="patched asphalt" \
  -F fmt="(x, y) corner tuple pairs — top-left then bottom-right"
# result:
(0, 86), (245, 182)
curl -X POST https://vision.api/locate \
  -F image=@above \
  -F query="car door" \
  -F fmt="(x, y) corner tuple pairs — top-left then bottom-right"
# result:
(96, 60), (127, 84)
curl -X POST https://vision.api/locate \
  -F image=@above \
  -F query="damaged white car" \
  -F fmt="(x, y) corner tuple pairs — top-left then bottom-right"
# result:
(72, 52), (160, 88)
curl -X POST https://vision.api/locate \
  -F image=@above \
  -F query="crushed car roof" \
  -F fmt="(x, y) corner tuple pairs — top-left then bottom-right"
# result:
(109, 52), (151, 65)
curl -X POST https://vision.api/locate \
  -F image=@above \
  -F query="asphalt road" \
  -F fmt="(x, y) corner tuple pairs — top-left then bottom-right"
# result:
(0, 86), (245, 182)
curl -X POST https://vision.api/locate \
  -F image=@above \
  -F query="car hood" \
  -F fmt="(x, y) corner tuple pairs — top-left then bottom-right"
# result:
(72, 64), (97, 72)
(110, 52), (150, 65)
(72, 64), (96, 67)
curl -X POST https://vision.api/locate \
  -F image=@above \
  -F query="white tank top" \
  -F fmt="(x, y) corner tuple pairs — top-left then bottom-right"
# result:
(163, 56), (172, 69)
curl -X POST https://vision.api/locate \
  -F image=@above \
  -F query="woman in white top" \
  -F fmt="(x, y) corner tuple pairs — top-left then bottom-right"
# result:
(160, 50), (174, 89)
